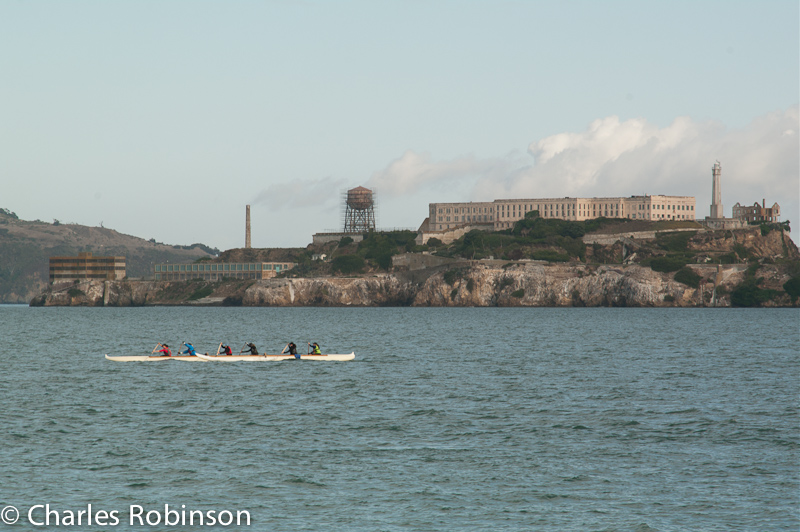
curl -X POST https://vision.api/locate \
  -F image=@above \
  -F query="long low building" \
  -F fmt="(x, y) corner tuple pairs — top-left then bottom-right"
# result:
(50, 252), (126, 283)
(426, 195), (697, 231)
(154, 261), (294, 281)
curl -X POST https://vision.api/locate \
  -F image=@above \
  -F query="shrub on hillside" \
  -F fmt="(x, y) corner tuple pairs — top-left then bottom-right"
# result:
(649, 256), (687, 272)
(375, 252), (393, 270)
(731, 283), (777, 307)
(674, 267), (702, 288)
(357, 230), (417, 269)
(532, 250), (570, 262)
(656, 231), (696, 252)
(331, 255), (364, 274)
(443, 268), (465, 286)
(782, 276), (800, 304)
(188, 284), (214, 300)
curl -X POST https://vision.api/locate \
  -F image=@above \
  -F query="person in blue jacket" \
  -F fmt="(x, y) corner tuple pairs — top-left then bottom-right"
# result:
(181, 342), (198, 356)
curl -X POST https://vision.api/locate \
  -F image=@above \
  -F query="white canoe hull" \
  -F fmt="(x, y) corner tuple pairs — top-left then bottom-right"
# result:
(105, 354), (208, 362)
(196, 352), (355, 362)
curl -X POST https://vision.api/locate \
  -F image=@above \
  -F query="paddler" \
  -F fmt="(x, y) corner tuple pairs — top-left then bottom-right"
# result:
(181, 342), (198, 356)
(246, 342), (258, 355)
(282, 342), (300, 359)
(154, 343), (171, 356)
(308, 342), (321, 355)
(220, 344), (233, 356)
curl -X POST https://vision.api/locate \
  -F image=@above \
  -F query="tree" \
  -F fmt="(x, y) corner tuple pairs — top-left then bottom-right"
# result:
(783, 276), (800, 304)
(331, 255), (364, 274)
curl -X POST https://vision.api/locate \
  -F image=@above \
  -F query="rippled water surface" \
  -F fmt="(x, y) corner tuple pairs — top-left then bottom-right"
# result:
(1, 306), (798, 531)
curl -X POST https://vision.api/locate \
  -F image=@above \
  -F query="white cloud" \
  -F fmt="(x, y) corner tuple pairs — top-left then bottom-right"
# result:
(252, 176), (347, 211)
(370, 107), (799, 226)
(366, 150), (514, 197)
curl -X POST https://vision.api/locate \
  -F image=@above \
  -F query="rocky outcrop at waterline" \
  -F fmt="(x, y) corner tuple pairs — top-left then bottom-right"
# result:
(29, 260), (798, 308)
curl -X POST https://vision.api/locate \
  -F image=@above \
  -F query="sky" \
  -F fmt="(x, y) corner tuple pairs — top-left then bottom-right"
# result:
(1, 1), (798, 250)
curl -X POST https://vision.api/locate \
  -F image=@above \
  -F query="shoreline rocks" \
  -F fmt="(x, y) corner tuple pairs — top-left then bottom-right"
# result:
(30, 261), (796, 308)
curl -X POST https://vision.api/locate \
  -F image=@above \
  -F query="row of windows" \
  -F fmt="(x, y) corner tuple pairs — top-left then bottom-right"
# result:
(438, 206), (494, 214)
(495, 202), (694, 213)
(434, 200), (695, 215)
(50, 273), (124, 281)
(154, 272), (268, 281)
(437, 215), (494, 223)
(50, 265), (126, 271)
(50, 261), (125, 267)
(634, 214), (693, 220)
(639, 204), (694, 211)
(154, 263), (290, 273)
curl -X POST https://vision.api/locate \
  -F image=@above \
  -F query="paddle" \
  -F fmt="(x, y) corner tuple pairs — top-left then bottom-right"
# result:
(150, 343), (170, 357)
(215, 343), (222, 356)
(238, 342), (248, 354)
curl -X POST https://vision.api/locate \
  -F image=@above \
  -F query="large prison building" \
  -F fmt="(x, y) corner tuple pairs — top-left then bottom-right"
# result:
(154, 261), (294, 281)
(427, 195), (696, 231)
(50, 252), (126, 283)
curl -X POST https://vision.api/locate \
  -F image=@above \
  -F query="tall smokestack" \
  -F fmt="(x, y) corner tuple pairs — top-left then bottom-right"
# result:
(710, 161), (723, 219)
(245, 205), (251, 249)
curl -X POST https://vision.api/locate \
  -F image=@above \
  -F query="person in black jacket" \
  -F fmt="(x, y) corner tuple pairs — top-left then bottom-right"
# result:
(282, 342), (299, 359)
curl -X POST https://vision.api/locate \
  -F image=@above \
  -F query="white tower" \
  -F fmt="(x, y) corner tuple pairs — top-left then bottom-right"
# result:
(709, 161), (723, 219)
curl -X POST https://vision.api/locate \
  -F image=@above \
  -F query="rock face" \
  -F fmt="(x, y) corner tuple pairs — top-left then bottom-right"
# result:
(33, 262), (757, 307)
(410, 263), (700, 307)
(32, 280), (176, 307)
(243, 276), (417, 306)
(689, 227), (798, 260)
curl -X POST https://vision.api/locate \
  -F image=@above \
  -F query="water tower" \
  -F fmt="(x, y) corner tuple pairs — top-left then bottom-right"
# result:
(343, 186), (376, 233)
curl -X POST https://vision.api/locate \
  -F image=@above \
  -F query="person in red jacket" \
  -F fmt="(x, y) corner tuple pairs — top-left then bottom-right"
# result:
(153, 343), (171, 356)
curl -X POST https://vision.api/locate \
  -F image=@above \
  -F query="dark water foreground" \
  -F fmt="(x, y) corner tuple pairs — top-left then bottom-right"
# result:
(1, 306), (797, 531)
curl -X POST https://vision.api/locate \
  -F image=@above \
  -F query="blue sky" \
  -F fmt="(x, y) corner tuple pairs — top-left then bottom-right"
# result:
(1, 1), (798, 249)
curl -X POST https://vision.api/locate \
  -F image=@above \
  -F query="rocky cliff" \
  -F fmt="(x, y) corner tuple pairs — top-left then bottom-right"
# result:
(31, 260), (795, 307)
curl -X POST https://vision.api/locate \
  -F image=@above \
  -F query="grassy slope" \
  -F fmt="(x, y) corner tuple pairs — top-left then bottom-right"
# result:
(0, 210), (217, 303)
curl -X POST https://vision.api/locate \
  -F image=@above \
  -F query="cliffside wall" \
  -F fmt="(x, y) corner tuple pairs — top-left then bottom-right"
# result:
(32, 261), (794, 307)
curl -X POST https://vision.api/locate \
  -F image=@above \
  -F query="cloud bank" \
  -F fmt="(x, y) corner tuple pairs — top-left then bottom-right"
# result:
(369, 107), (799, 224)
(366, 151), (516, 196)
(252, 176), (347, 211)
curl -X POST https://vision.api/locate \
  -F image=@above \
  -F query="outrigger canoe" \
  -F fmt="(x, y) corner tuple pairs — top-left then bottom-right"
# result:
(104, 352), (356, 362)
(196, 352), (355, 362)
(105, 354), (209, 362)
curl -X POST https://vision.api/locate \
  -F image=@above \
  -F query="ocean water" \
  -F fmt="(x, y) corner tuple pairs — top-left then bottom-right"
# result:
(0, 306), (797, 531)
